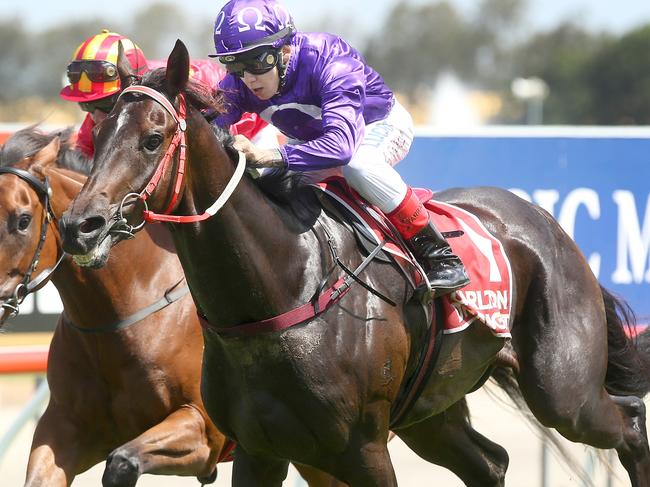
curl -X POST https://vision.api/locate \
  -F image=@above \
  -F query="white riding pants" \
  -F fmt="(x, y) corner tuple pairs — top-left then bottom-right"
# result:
(300, 100), (414, 213)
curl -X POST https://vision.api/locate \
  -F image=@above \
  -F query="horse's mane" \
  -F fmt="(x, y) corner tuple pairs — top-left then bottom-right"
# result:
(0, 124), (92, 174)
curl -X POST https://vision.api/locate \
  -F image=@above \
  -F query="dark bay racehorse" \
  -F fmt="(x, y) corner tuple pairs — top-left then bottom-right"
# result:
(0, 127), (340, 487)
(60, 40), (650, 486)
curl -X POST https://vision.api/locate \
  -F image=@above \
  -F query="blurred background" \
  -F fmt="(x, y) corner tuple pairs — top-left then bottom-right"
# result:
(1, 0), (650, 126)
(1, 1), (650, 486)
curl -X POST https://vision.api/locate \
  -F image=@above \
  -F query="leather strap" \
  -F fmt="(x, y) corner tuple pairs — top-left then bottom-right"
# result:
(64, 282), (189, 333)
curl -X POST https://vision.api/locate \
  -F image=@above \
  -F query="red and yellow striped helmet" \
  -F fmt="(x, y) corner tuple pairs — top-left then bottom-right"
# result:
(60, 30), (148, 102)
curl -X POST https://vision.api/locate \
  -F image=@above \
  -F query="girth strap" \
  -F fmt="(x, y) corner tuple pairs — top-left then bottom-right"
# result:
(389, 298), (444, 428)
(200, 238), (389, 337)
(64, 281), (189, 333)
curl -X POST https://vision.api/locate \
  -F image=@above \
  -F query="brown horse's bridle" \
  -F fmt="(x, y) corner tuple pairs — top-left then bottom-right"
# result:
(0, 167), (65, 322)
(114, 85), (246, 234)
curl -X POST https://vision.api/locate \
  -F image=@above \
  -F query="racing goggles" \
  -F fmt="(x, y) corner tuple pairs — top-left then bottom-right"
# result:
(67, 60), (119, 84)
(219, 48), (280, 78)
(78, 93), (120, 113)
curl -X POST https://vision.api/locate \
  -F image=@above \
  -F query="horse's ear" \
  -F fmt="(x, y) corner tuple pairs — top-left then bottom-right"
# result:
(30, 136), (60, 174)
(117, 41), (137, 89)
(165, 39), (190, 98)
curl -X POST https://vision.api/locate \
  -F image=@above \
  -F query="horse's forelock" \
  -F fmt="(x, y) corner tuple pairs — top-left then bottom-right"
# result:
(0, 125), (90, 173)
(0, 124), (49, 167)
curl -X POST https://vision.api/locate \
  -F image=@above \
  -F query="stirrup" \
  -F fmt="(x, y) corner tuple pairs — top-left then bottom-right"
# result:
(433, 282), (467, 296)
(414, 280), (462, 304)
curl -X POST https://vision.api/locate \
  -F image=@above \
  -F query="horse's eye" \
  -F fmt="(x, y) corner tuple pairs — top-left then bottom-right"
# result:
(144, 134), (163, 151)
(17, 214), (32, 232)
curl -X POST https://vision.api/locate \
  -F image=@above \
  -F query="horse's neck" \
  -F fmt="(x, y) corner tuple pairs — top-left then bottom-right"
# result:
(49, 169), (184, 329)
(176, 146), (317, 326)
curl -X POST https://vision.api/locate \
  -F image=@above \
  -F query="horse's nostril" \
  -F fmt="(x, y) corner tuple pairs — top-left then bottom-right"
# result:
(79, 216), (106, 235)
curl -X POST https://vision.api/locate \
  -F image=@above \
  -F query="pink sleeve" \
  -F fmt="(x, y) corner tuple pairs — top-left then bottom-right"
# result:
(230, 113), (269, 140)
(75, 114), (95, 158)
(188, 60), (226, 89)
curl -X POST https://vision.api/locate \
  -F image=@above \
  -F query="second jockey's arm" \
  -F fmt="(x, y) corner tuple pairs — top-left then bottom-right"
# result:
(232, 134), (286, 169)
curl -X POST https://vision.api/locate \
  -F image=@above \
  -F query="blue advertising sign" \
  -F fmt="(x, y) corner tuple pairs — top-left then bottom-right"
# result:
(400, 127), (650, 321)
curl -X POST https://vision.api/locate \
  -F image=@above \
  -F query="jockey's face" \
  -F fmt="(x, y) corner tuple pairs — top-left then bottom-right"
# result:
(240, 46), (291, 101)
(241, 67), (280, 100)
(90, 109), (109, 124)
(79, 93), (117, 123)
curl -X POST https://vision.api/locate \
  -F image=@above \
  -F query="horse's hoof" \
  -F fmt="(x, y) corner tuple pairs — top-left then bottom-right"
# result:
(611, 394), (646, 417)
(198, 466), (218, 485)
(102, 449), (140, 487)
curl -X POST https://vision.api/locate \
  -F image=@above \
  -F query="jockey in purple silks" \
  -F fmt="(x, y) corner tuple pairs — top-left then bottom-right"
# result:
(210, 0), (469, 295)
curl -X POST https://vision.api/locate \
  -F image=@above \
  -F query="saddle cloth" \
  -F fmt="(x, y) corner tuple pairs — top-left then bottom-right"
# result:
(315, 178), (512, 338)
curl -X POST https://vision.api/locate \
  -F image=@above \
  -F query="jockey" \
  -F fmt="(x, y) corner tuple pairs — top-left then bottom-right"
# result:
(210, 0), (469, 295)
(59, 29), (271, 158)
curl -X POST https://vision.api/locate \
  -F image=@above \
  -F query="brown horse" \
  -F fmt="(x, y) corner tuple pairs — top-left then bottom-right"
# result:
(0, 127), (342, 487)
(60, 40), (650, 486)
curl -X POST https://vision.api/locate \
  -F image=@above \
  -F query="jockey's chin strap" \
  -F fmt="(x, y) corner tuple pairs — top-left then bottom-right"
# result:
(118, 85), (246, 225)
(0, 167), (66, 322)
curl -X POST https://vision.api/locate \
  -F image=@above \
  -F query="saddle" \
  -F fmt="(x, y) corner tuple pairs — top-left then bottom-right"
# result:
(314, 177), (512, 337)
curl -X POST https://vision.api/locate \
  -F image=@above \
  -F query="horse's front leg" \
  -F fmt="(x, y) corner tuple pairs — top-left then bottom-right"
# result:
(25, 406), (99, 486)
(232, 447), (290, 487)
(102, 405), (224, 487)
(333, 439), (397, 487)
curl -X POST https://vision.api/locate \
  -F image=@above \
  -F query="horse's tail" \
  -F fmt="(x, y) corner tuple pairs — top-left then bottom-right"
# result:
(600, 285), (650, 397)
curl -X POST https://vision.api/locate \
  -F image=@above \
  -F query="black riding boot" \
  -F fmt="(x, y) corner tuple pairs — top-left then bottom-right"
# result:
(408, 221), (470, 295)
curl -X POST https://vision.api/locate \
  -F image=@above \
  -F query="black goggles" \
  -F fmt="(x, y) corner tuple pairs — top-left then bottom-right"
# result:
(78, 93), (120, 114)
(67, 60), (119, 84)
(219, 48), (280, 78)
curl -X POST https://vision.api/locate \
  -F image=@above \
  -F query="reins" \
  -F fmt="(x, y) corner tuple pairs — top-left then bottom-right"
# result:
(0, 167), (66, 321)
(114, 85), (246, 231)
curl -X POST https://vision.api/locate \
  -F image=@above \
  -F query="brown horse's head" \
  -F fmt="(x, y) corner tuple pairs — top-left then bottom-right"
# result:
(0, 131), (64, 325)
(60, 39), (224, 267)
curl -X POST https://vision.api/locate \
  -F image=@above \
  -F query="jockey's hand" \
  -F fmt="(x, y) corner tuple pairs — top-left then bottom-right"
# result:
(232, 134), (285, 169)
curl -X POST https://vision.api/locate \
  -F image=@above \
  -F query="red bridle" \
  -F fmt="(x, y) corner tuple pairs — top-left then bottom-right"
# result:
(118, 85), (246, 224)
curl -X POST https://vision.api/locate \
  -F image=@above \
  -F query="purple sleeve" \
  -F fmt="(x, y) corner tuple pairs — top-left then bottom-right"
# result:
(212, 76), (245, 128)
(285, 56), (366, 171)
